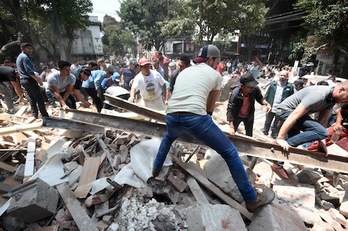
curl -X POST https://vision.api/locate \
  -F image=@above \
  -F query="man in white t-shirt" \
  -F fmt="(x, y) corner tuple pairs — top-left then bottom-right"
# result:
(128, 58), (167, 111)
(152, 44), (275, 213)
(47, 61), (76, 109)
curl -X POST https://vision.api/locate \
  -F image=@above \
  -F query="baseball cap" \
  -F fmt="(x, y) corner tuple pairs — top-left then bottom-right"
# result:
(193, 44), (220, 64)
(240, 73), (259, 87)
(138, 58), (151, 66)
(151, 54), (158, 62)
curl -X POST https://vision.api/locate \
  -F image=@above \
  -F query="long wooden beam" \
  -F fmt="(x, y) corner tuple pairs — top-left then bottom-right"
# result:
(51, 109), (348, 174)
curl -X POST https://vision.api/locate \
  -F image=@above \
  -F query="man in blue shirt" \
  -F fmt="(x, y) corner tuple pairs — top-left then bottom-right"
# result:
(16, 43), (49, 118)
(81, 69), (112, 112)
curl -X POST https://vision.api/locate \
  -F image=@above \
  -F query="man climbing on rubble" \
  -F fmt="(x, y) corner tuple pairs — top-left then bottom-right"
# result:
(274, 80), (348, 178)
(152, 44), (275, 213)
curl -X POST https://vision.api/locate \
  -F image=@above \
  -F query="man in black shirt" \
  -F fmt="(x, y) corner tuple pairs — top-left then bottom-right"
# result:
(0, 66), (25, 114)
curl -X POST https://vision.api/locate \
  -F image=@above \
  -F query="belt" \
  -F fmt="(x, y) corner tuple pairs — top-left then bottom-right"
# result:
(169, 112), (196, 116)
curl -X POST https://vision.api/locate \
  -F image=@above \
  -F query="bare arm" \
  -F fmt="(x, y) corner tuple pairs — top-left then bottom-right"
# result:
(206, 90), (220, 114)
(128, 87), (136, 102)
(262, 99), (272, 113)
(50, 86), (68, 109)
(73, 89), (91, 108)
(334, 107), (343, 131)
(62, 84), (74, 102)
(10, 81), (24, 98)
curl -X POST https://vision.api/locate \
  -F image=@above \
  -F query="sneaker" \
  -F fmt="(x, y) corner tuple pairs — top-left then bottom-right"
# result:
(152, 164), (161, 177)
(246, 186), (275, 213)
(271, 163), (290, 179)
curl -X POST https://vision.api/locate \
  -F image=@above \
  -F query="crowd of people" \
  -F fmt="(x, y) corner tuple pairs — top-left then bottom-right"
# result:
(1, 42), (348, 214)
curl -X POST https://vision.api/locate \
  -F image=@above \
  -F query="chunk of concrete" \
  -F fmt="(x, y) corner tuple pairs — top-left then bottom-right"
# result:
(248, 203), (307, 231)
(7, 178), (59, 223)
(203, 149), (243, 202)
(273, 185), (320, 225)
(186, 203), (247, 231)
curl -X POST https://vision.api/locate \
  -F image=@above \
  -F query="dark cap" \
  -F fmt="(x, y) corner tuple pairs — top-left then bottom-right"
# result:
(193, 44), (220, 64)
(240, 73), (259, 87)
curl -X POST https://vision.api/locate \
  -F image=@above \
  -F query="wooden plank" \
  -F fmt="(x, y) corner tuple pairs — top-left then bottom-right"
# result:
(56, 183), (99, 231)
(104, 93), (166, 122)
(0, 162), (16, 173)
(36, 225), (59, 231)
(187, 177), (209, 204)
(24, 137), (36, 178)
(95, 134), (117, 175)
(0, 123), (42, 136)
(173, 156), (253, 220)
(74, 157), (100, 198)
(55, 110), (348, 174)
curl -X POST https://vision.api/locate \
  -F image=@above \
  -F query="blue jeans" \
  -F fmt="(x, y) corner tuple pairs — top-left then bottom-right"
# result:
(276, 109), (328, 146)
(153, 114), (257, 202)
(233, 116), (253, 137)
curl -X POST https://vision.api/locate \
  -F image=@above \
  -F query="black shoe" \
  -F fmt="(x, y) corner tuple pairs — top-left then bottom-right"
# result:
(263, 131), (268, 135)
(152, 165), (161, 177)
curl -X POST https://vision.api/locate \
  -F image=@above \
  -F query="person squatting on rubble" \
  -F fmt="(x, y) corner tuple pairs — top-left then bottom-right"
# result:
(128, 58), (167, 111)
(16, 43), (49, 119)
(47, 61), (77, 110)
(227, 73), (271, 137)
(152, 44), (275, 213)
(273, 80), (348, 178)
(0, 66), (26, 114)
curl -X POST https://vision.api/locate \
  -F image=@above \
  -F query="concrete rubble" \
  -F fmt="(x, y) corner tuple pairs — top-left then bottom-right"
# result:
(0, 105), (347, 231)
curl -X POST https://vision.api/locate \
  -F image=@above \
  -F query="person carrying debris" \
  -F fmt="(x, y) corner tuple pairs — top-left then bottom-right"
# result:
(152, 44), (275, 213)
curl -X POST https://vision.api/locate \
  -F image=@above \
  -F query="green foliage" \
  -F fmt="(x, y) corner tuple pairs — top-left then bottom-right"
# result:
(295, 0), (348, 46)
(102, 24), (137, 57)
(159, 0), (195, 39)
(119, 0), (170, 50)
(20, 0), (93, 60)
(189, 0), (267, 43)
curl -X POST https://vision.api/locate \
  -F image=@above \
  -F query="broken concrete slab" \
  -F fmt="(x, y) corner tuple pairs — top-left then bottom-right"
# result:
(7, 178), (59, 223)
(186, 203), (247, 231)
(203, 149), (244, 203)
(248, 203), (307, 231)
(273, 184), (319, 225)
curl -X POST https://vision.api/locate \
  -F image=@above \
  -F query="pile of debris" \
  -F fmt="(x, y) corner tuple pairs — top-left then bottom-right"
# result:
(0, 105), (347, 231)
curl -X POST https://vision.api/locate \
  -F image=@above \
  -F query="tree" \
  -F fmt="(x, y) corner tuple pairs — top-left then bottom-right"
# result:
(294, 0), (348, 74)
(189, 0), (267, 45)
(102, 24), (137, 58)
(0, 0), (32, 60)
(119, 0), (172, 51)
(20, 0), (93, 61)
